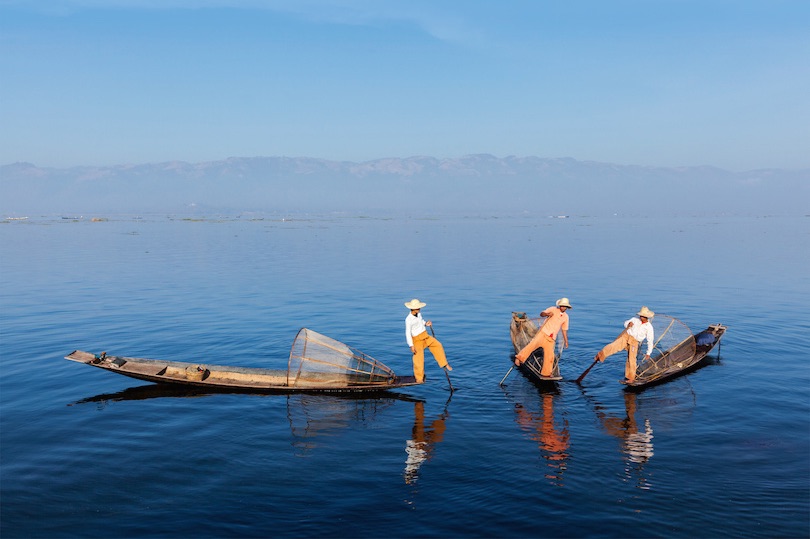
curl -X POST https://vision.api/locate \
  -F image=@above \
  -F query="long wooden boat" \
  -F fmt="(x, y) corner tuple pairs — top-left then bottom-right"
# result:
(66, 328), (420, 394)
(510, 312), (563, 384)
(623, 322), (726, 391)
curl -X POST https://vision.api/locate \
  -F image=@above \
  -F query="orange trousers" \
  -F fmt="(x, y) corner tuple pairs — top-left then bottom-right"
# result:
(516, 332), (556, 377)
(411, 331), (448, 382)
(597, 332), (639, 381)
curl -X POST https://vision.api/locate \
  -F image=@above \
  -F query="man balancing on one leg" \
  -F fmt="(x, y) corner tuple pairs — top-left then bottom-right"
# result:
(594, 306), (655, 383)
(514, 298), (572, 377)
(404, 299), (452, 383)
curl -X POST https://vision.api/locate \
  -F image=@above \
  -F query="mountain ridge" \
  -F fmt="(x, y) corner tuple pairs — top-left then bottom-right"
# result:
(2, 155), (807, 216)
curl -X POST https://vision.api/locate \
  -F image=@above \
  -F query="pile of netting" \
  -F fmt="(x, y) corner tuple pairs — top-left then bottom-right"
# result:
(287, 328), (396, 388)
(510, 313), (564, 358)
(510, 312), (564, 378)
(634, 314), (697, 383)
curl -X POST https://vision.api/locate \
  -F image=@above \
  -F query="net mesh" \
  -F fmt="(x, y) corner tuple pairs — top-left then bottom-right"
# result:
(634, 314), (696, 383)
(287, 328), (395, 388)
(510, 312), (563, 378)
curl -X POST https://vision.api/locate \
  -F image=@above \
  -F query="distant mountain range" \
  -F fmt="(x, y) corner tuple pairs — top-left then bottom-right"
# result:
(1, 155), (808, 216)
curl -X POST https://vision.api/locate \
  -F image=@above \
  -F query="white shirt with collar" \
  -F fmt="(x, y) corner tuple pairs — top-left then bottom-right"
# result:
(405, 312), (427, 347)
(624, 317), (655, 355)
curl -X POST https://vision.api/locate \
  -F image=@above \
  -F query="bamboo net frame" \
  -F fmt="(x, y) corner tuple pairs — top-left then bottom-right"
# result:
(633, 314), (696, 383)
(288, 328), (395, 387)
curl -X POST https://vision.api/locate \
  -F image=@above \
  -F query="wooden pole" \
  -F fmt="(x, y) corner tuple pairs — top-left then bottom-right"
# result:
(575, 359), (599, 384)
(499, 366), (514, 386)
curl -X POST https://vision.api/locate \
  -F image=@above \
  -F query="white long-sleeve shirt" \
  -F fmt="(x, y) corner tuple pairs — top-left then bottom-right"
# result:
(405, 313), (428, 347)
(624, 317), (655, 355)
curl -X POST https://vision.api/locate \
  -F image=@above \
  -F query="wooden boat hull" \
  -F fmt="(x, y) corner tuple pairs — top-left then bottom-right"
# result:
(65, 350), (420, 394)
(623, 324), (726, 391)
(510, 312), (563, 385)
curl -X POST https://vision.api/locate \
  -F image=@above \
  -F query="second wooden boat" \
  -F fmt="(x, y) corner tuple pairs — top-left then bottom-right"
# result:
(623, 319), (727, 390)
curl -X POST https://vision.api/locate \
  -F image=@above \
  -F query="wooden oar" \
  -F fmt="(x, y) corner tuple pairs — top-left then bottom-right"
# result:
(444, 367), (455, 393)
(577, 328), (630, 384)
(575, 359), (599, 384)
(429, 325), (454, 392)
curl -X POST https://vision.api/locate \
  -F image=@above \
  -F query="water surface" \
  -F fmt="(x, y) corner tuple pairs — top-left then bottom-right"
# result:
(1, 213), (808, 538)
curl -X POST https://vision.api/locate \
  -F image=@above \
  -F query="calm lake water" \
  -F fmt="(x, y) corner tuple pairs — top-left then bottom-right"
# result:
(1, 213), (808, 538)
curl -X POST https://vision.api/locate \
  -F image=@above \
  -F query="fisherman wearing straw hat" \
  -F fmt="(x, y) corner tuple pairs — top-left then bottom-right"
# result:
(404, 299), (452, 383)
(514, 297), (572, 377)
(594, 306), (656, 383)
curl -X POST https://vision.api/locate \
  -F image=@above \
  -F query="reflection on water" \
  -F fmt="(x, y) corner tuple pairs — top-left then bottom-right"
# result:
(70, 384), (424, 458)
(69, 383), (225, 408)
(589, 391), (654, 490)
(509, 387), (570, 486)
(404, 398), (451, 485)
(287, 393), (420, 456)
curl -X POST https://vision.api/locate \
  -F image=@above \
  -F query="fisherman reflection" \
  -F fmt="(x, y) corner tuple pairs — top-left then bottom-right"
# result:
(513, 392), (570, 486)
(596, 392), (654, 489)
(404, 400), (448, 485)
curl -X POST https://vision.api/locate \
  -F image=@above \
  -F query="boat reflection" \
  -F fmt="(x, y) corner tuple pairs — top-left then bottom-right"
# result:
(404, 396), (451, 485)
(508, 386), (570, 486)
(69, 383), (220, 407)
(71, 384), (423, 457)
(71, 383), (421, 405)
(73, 384), (426, 460)
(287, 393), (421, 456)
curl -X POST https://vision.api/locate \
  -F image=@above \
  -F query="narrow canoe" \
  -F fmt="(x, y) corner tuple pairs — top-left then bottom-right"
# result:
(65, 350), (420, 393)
(66, 328), (420, 394)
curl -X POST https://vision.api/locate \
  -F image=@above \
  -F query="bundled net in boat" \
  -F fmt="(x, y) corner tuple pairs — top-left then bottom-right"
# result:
(511, 313), (564, 356)
(510, 312), (563, 377)
(634, 314), (696, 382)
(510, 312), (535, 351)
(287, 328), (395, 388)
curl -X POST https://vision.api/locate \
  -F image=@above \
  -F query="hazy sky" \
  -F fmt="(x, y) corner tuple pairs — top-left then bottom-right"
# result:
(1, 0), (808, 170)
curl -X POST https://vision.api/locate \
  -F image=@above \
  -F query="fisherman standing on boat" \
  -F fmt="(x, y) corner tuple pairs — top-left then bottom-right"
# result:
(514, 298), (572, 377)
(594, 306), (655, 383)
(405, 299), (452, 383)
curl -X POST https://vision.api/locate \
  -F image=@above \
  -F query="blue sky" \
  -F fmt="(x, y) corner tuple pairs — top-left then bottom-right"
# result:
(1, 0), (808, 170)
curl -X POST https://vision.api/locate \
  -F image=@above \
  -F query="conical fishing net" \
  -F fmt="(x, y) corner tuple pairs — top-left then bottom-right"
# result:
(634, 314), (696, 383)
(287, 328), (395, 388)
